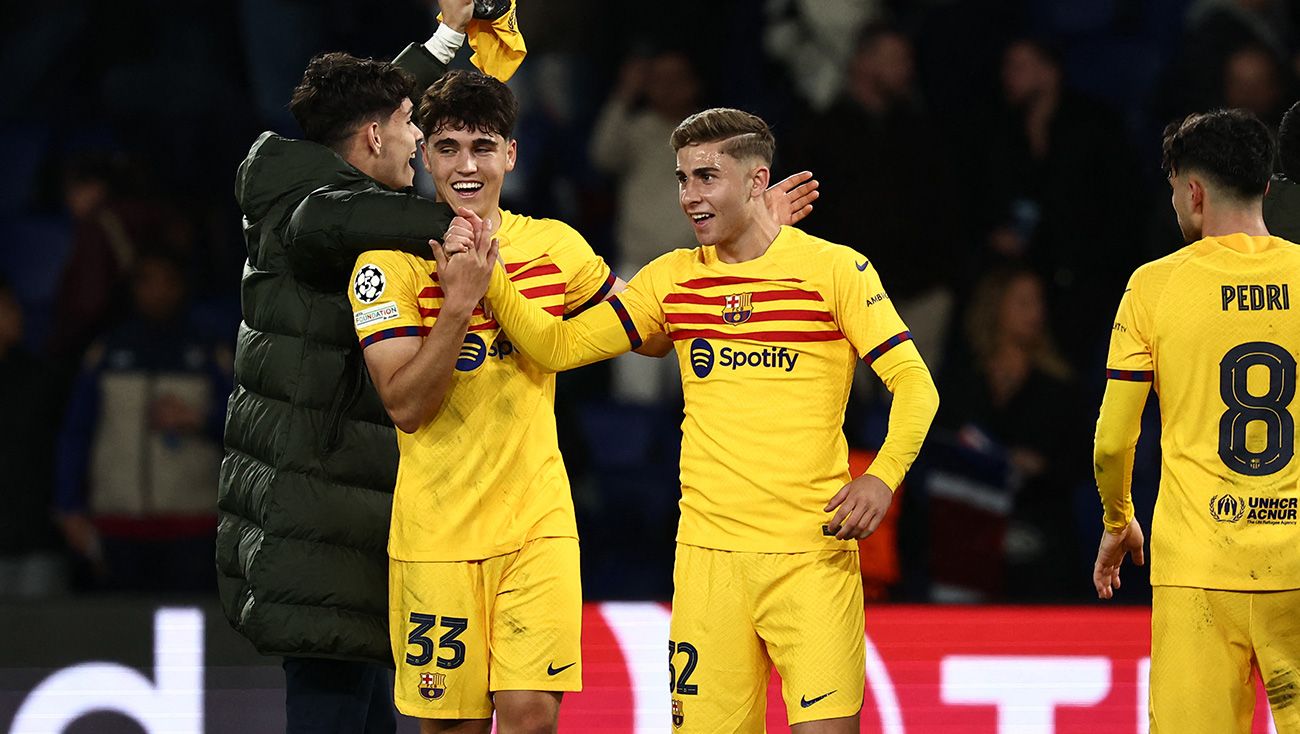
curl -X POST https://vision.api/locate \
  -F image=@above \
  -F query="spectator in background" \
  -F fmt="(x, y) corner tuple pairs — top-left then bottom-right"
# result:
(981, 38), (1141, 366)
(791, 23), (958, 370)
(1161, 0), (1294, 120)
(590, 49), (701, 403)
(55, 251), (228, 593)
(45, 153), (192, 367)
(504, 0), (596, 221)
(0, 281), (67, 598)
(937, 267), (1086, 601)
(1223, 44), (1291, 129)
(591, 49), (701, 272)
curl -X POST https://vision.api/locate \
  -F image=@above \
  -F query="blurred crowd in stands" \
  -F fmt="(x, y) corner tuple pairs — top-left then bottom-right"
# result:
(4, 0), (1299, 603)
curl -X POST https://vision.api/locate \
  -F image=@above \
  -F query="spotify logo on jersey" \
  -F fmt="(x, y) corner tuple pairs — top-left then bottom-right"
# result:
(456, 334), (488, 371)
(690, 339), (715, 378)
(690, 338), (800, 379)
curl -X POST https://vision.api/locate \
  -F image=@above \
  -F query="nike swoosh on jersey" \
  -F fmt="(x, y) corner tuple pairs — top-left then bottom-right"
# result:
(547, 662), (577, 676)
(800, 690), (836, 708)
(856, 261), (869, 272)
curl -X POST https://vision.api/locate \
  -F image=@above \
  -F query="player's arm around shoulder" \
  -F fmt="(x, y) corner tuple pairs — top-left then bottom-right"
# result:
(285, 185), (455, 292)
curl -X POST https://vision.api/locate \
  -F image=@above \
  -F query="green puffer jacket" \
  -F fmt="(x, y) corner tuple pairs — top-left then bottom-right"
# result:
(217, 44), (453, 664)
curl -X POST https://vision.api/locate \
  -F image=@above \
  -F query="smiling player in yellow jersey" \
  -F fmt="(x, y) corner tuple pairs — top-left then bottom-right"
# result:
(1093, 110), (1300, 733)
(348, 75), (817, 733)
(463, 108), (939, 733)
(349, 71), (615, 734)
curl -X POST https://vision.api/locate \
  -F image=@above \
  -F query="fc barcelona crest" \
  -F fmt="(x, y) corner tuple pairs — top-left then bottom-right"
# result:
(722, 292), (753, 325)
(419, 671), (448, 700)
(672, 698), (685, 728)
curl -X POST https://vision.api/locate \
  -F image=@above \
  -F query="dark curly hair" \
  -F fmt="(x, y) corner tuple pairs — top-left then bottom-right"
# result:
(417, 70), (518, 140)
(1161, 109), (1274, 199)
(289, 52), (414, 150)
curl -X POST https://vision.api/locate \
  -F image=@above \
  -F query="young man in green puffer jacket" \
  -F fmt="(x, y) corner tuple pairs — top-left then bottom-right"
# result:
(218, 2), (476, 731)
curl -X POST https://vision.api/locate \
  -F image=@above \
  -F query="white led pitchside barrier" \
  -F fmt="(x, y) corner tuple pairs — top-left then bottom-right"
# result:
(1, 603), (1281, 733)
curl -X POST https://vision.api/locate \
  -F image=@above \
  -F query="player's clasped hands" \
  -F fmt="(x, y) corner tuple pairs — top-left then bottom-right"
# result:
(429, 209), (500, 314)
(824, 474), (894, 540)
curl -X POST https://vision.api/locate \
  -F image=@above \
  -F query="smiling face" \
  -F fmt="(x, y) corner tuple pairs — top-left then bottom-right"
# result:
(373, 98), (424, 189)
(675, 141), (766, 247)
(422, 125), (516, 221)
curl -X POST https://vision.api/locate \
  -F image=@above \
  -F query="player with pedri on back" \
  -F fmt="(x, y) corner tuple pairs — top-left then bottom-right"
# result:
(1093, 109), (1300, 733)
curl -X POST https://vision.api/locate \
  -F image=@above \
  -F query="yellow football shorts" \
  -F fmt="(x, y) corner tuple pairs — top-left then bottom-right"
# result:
(668, 543), (865, 732)
(389, 537), (582, 719)
(1150, 586), (1300, 733)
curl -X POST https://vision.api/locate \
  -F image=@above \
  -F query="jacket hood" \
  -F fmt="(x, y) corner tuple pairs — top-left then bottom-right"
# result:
(235, 132), (369, 221)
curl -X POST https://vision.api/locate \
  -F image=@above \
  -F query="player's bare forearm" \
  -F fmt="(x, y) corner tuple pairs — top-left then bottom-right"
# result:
(437, 0), (473, 33)
(366, 305), (473, 433)
(364, 216), (492, 431)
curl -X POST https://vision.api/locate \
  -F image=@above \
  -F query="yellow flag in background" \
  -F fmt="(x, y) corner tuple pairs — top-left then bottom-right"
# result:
(439, 1), (527, 82)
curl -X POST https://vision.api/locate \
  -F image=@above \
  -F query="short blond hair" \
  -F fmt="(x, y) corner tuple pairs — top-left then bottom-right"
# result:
(670, 108), (774, 165)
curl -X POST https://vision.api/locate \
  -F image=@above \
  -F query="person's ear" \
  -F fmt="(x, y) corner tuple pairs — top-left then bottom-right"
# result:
(1189, 178), (1205, 214)
(751, 165), (770, 199)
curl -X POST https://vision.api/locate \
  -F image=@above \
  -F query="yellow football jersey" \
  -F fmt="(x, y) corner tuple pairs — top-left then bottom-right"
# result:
(348, 210), (615, 562)
(1106, 233), (1300, 589)
(610, 226), (923, 553)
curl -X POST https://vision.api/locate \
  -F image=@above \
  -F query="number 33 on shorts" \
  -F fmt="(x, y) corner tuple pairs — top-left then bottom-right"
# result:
(407, 613), (468, 668)
(406, 612), (469, 703)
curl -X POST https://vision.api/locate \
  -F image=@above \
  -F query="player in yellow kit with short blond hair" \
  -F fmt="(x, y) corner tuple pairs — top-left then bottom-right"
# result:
(457, 108), (939, 734)
(1093, 109), (1300, 733)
